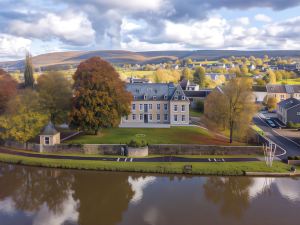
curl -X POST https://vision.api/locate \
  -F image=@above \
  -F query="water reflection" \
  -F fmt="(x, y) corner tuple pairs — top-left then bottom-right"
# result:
(203, 177), (252, 218)
(0, 163), (300, 225)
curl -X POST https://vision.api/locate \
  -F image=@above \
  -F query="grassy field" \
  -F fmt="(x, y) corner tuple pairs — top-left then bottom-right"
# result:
(67, 127), (231, 145)
(190, 109), (203, 117)
(0, 153), (294, 176)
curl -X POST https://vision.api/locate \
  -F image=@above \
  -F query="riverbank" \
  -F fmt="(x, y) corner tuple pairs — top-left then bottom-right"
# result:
(0, 151), (297, 176)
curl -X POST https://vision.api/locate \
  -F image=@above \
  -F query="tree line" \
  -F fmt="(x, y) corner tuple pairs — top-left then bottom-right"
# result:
(0, 56), (132, 144)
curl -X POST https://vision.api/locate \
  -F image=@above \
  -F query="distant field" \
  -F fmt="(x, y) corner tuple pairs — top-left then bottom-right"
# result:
(193, 61), (218, 65)
(277, 78), (300, 85)
(67, 127), (232, 145)
(117, 70), (155, 80)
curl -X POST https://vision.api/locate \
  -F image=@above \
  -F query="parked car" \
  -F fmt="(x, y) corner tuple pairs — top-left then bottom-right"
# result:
(266, 119), (277, 128)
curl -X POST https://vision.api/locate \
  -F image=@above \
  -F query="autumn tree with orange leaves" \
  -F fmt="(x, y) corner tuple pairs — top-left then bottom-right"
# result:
(69, 57), (132, 134)
(0, 69), (17, 114)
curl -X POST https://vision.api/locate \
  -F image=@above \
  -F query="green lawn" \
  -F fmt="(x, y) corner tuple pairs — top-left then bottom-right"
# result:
(190, 109), (203, 117)
(67, 127), (229, 145)
(0, 153), (294, 176)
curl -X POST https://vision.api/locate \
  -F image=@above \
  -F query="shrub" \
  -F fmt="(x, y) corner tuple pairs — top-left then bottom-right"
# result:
(127, 138), (147, 148)
(195, 100), (204, 113)
(287, 122), (300, 129)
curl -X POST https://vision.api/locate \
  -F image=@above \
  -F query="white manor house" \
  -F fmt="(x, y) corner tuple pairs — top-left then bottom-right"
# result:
(120, 82), (190, 127)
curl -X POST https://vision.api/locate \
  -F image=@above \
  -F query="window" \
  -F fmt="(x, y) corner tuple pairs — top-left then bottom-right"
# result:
(157, 114), (160, 120)
(164, 104), (168, 110)
(157, 104), (161, 110)
(181, 105), (185, 112)
(153, 96), (157, 100)
(182, 115), (185, 121)
(132, 114), (136, 120)
(174, 96), (178, 100)
(174, 105), (178, 112)
(297, 112), (300, 116)
(149, 104), (153, 110)
(164, 114), (168, 121)
(149, 114), (153, 121)
(140, 114), (143, 120)
(174, 115), (178, 122)
(133, 96), (137, 100)
(164, 95), (167, 100)
(132, 104), (136, 111)
(144, 95), (147, 100)
(182, 96), (185, 100)
(44, 137), (50, 145)
(139, 104), (143, 111)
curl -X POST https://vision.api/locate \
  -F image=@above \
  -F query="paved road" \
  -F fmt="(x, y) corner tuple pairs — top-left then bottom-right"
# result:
(0, 147), (258, 163)
(253, 114), (300, 158)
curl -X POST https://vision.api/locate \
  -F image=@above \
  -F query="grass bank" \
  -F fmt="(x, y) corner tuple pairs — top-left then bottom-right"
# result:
(0, 153), (294, 176)
(67, 127), (232, 145)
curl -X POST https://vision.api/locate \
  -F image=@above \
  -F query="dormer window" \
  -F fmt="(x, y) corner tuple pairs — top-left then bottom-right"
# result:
(144, 95), (147, 100)
(154, 89), (158, 94)
(153, 96), (157, 100)
(136, 89), (140, 93)
(182, 96), (185, 100)
(174, 96), (178, 100)
(164, 95), (167, 100)
(134, 96), (137, 100)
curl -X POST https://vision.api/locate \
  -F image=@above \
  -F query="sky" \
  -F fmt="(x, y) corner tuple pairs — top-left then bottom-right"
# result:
(0, 0), (300, 60)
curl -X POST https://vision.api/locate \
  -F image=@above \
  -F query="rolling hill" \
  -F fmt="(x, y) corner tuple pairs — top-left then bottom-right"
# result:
(1, 50), (300, 71)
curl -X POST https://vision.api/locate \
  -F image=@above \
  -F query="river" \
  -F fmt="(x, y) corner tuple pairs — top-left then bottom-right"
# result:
(0, 163), (299, 225)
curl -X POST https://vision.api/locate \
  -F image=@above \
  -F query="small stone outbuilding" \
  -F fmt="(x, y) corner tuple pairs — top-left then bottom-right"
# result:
(39, 122), (60, 145)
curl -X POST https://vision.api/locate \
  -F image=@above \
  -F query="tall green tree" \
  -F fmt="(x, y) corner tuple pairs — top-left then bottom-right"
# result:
(193, 66), (206, 87)
(69, 57), (132, 134)
(24, 52), (35, 88)
(204, 78), (257, 143)
(37, 72), (72, 124)
(0, 90), (47, 144)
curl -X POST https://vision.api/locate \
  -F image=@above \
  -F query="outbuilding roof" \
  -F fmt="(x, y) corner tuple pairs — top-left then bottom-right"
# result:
(40, 121), (59, 135)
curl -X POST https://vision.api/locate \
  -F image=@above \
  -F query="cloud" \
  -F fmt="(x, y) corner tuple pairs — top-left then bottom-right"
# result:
(255, 14), (272, 22)
(0, 34), (31, 60)
(0, 0), (300, 59)
(236, 17), (250, 25)
(8, 11), (95, 46)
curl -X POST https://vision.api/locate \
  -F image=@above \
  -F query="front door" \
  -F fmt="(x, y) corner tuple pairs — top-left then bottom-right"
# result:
(144, 114), (148, 123)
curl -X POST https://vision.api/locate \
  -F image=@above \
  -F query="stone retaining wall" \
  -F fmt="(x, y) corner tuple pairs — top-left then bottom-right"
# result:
(4, 141), (262, 156)
(149, 144), (262, 155)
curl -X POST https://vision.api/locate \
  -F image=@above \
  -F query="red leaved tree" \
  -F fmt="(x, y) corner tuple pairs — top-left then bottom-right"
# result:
(0, 69), (17, 114)
(69, 57), (132, 134)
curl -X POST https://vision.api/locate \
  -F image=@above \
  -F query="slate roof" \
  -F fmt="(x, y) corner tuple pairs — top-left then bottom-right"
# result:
(277, 98), (300, 110)
(266, 84), (300, 93)
(252, 85), (267, 92)
(179, 79), (188, 90)
(126, 83), (177, 101)
(184, 90), (212, 98)
(40, 121), (59, 135)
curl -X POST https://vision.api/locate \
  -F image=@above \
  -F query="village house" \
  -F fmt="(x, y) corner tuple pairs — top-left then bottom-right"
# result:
(120, 83), (190, 127)
(179, 79), (199, 91)
(252, 86), (267, 103)
(266, 84), (300, 102)
(276, 98), (300, 125)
